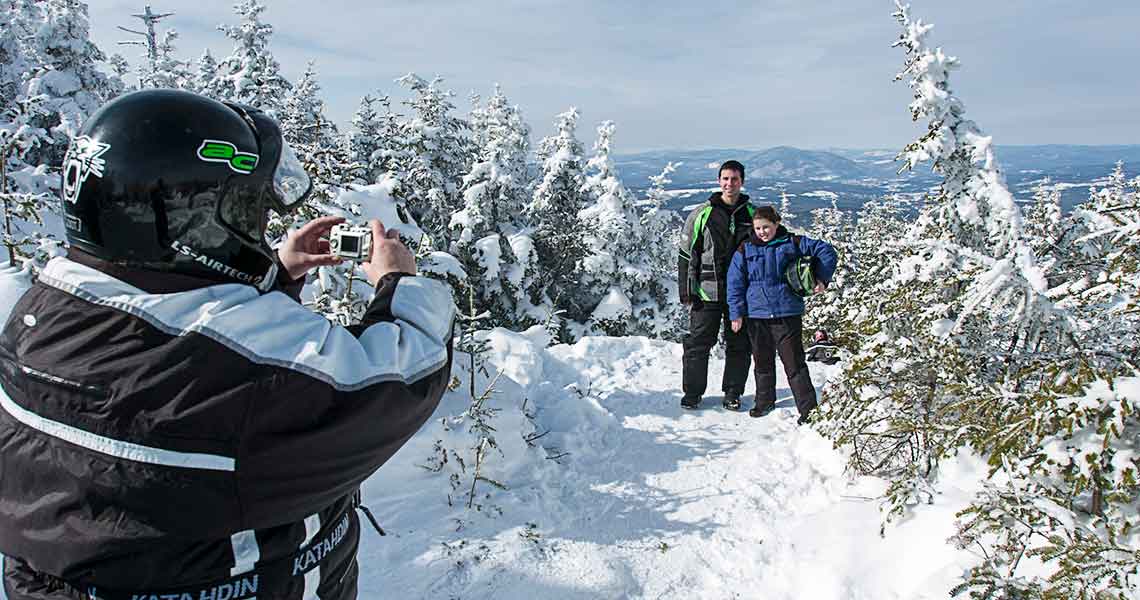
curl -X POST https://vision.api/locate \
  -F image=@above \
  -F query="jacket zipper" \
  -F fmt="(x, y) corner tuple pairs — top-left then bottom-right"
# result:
(728, 203), (748, 237)
(17, 364), (109, 398)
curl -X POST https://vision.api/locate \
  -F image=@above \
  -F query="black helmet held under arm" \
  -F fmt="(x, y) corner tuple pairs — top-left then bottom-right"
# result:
(61, 89), (312, 289)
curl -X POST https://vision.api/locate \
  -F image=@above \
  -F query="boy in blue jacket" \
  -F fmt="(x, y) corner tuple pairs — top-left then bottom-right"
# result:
(726, 206), (838, 424)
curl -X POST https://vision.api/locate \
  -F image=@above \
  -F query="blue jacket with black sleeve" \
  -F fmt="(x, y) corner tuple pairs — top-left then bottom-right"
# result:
(726, 226), (838, 321)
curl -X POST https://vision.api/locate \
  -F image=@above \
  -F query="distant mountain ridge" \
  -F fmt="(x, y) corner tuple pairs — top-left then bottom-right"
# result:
(618, 144), (1140, 183)
(745, 146), (868, 179)
(614, 144), (1140, 217)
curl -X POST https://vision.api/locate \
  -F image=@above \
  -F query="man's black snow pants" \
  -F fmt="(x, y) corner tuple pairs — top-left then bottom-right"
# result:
(682, 301), (751, 402)
(747, 314), (817, 419)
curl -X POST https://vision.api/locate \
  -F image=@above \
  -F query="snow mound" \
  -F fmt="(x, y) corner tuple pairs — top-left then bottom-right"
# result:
(354, 333), (980, 599)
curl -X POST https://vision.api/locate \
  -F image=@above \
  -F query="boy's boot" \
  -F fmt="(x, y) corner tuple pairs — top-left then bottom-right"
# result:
(722, 393), (741, 411)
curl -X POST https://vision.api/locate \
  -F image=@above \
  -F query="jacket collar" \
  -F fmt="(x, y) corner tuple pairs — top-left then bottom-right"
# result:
(749, 224), (792, 246)
(709, 192), (751, 212)
(67, 248), (250, 294)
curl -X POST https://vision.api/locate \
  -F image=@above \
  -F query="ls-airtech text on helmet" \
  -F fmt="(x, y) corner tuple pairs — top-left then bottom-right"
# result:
(170, 240), (265, 286)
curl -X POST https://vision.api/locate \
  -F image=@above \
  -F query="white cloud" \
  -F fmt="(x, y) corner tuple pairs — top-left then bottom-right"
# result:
(87, 0), (1140, 151)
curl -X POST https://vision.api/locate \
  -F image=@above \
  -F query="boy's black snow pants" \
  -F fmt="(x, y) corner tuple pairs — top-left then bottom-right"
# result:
(747, 315), (817, 419)
(681, 300), (751, 402)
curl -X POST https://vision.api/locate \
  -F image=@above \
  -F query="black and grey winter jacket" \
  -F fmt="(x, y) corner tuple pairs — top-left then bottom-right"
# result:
(678, 193), (755, 305)
(0, 251), (454, 600)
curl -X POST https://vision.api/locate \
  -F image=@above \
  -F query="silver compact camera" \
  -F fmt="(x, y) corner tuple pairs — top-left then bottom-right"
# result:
(328, 223), (372, 261)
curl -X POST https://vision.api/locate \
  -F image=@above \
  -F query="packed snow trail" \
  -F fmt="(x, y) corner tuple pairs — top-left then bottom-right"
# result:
(0, 316), (979, 600)
(355, 332), (981, 599)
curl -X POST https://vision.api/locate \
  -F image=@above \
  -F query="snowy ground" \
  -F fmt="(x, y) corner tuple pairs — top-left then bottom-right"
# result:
(0, 263), (986, 598)
(356, 330), (986, 599)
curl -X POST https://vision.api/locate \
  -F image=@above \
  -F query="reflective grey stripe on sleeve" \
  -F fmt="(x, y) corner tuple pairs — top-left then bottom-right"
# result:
(0, 383), (236, 471)
(37, 258), (455, 392)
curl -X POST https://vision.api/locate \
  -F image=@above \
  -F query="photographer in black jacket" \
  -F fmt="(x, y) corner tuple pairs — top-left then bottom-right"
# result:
(0, 90), (454, 599)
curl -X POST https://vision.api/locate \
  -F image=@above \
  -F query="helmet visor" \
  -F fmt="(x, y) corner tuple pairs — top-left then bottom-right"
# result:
(226, 103), (313, 213)
(273, 141), (311, 209)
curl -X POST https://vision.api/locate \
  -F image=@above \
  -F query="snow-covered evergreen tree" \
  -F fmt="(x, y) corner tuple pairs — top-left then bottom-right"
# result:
(578, 120), (662, 337)
(803, 197), (853, 336)
(267, 61), (346, 238)
(818, 0), (1057, 521)
(1022, 178), (1062, 263)
(192, 49), (224, 98)
(1, 94), (54, 265)
(451, 85), (531, 242)
(268, 63), (361, 330)
(641, 161), (686, 340)
(143, 30), (192, 89)
(24, 0), (118, 167)
(1, 0), (33, 106)
(448, 85), (536, 329)
(106, 53), (132, 91)
(345, 94), (382, 186)
(829, 195), (911, 338)
(816, 5), (1138, 597)
(527, 107), (589, 339)
(778, 189), (797, 228)
(2, 0), (115, 266)
(954, 166), (1139, 593)
(215, 0), (290, 113)
(392, 73), (473, 248)
(343, 90), (418, 272)
(2, 2), (46, 266)
(467, 92), (489, 153)
(368, 95), (411, 189)
(279, 63), (333, 148)
(644, 162), (678, 221)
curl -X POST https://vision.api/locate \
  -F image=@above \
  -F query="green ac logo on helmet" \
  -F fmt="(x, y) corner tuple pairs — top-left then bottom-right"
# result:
(196, 139), (259, 174)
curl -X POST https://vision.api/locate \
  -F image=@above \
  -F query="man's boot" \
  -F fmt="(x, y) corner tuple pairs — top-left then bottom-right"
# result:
(749, 402), (775, 418)
(722, 393), (741, 411)
(681, 396), (701, 410)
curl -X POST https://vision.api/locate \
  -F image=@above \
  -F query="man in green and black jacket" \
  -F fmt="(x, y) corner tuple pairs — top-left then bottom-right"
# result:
(677, 160), (754, 410)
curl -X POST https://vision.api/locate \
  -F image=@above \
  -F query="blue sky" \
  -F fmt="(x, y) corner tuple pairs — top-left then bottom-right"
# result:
(87, 1), (1140, 153)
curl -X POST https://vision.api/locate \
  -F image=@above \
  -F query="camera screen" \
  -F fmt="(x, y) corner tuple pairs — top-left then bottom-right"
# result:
(340, 235), (359, 254)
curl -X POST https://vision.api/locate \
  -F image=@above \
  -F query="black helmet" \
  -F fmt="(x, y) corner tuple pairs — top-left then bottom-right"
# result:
(785, 255), (817, 298)
(61, 89), (312, 290)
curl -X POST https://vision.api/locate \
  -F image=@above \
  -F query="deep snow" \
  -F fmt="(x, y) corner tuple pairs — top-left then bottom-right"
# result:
(355, 329), (986, 599)
(0, 265), (988, 599)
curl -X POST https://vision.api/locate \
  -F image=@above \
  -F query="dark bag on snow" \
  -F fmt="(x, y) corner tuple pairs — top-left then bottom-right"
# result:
(805, 343), (839, 364)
